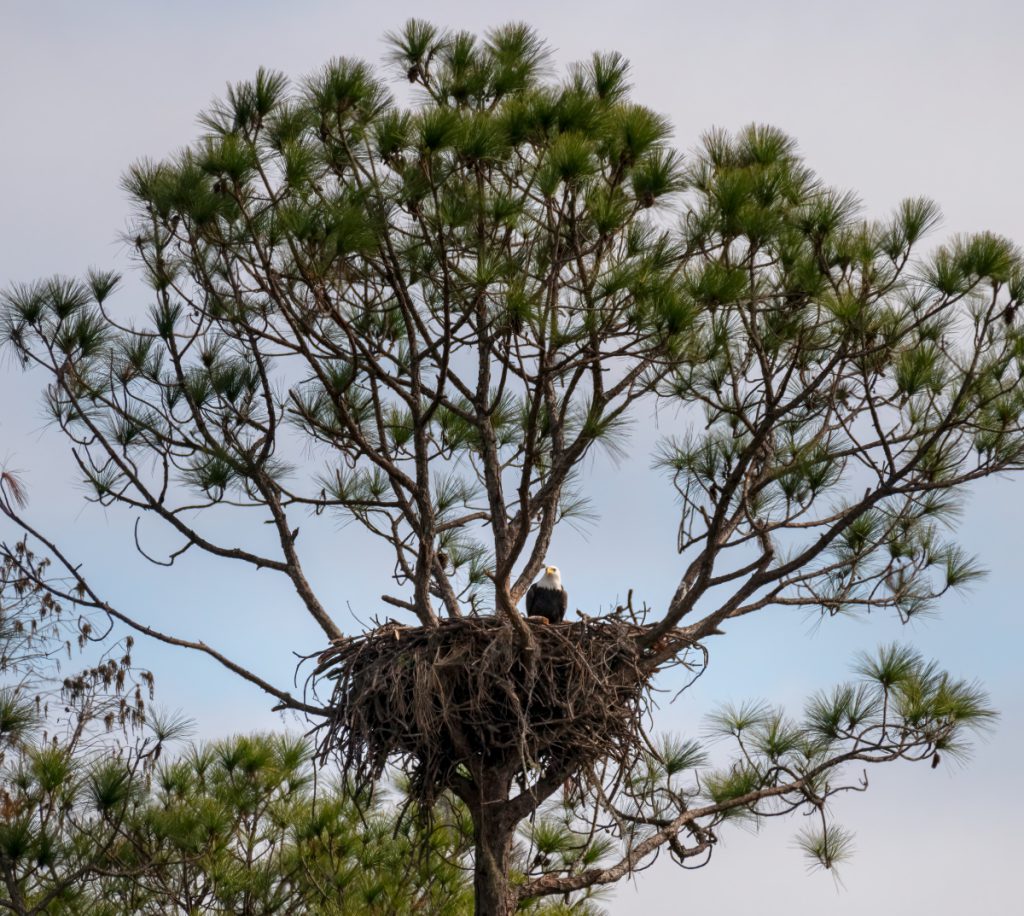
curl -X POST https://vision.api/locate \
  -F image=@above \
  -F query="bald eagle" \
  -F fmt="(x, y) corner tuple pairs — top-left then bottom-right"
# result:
(525, 566), (568, 624)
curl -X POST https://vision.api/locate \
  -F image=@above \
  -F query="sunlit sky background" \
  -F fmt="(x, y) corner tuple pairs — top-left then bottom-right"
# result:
(2, 1), (1022, 912)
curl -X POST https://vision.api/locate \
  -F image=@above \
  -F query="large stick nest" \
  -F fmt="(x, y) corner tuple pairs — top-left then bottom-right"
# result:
(311, 616), (692, 805)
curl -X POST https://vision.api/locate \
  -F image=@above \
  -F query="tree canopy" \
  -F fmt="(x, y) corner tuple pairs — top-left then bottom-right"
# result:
(1, 19), (1020, 915)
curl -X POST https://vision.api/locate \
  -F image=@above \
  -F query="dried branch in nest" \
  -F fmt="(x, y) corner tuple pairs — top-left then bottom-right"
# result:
(310, 616), (695, 807)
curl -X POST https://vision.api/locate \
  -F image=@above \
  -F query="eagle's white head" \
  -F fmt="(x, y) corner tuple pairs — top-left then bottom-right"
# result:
(539, 565), (562, 590)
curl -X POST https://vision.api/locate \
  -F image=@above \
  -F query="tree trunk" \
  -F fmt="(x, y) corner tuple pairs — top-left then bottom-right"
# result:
(472, 805), (517, 916)
(463, 764), (519, 916)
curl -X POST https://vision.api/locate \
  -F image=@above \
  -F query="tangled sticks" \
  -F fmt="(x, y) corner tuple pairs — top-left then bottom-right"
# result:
(311, 616), (697, 806)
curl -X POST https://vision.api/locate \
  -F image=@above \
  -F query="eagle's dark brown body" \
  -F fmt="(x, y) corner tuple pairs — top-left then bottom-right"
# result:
(525, 581), (568, 623)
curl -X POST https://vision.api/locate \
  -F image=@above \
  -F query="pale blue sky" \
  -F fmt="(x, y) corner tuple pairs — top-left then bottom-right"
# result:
(2, 1), (1022, 912)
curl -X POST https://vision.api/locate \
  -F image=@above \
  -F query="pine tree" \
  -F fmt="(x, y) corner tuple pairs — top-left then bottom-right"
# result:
(2, 21), (1020, 913)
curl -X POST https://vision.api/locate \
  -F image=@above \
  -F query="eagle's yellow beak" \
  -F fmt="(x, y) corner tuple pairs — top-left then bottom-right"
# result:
(545, 566), (555, 574)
